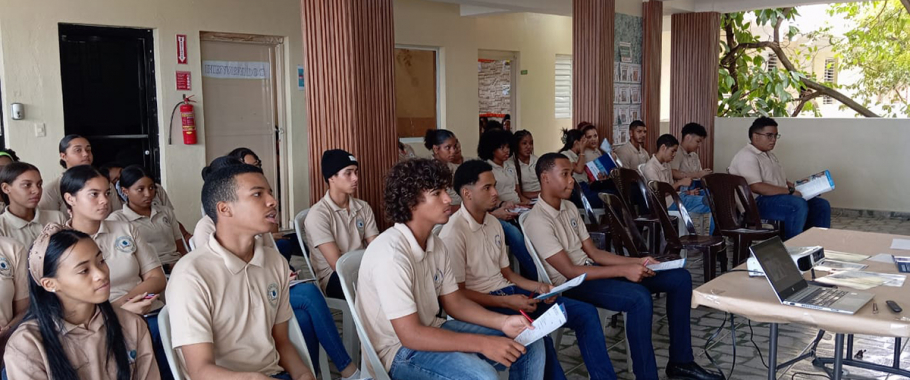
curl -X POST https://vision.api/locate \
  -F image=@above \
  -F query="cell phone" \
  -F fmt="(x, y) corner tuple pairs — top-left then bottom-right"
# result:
(144, 293), (157, 299)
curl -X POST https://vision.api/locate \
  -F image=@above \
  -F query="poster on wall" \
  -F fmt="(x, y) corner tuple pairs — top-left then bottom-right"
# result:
(630, 85), (641, 104)
(618, 85), (631, 104)
(630, 65), (641, 83)
(629, 105), (642, 122)
(619, 64), (630, 82)
(619, 42), (633, 63)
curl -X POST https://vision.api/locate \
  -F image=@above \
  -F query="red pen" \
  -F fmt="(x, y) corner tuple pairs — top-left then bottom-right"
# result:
(643, 258), (650, 267)
(519, 310), (535, 324)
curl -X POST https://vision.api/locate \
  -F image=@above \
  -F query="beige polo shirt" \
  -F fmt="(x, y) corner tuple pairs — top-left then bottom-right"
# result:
(0, 237), (27, 328)
(561, 150), (589, 184)
(439, 207), (513, 294)
(582, 148), (602, 163)
(615, 143), (650, 170)
(304, 192), (380, 291)
(88, 220), (162, 302)
(447, 162), (462, 206)
(641, 155), (674, 207)
(167, 234), (293, 377)
(0, 208), (67, 248)
(38, 174), (122, 216)
(488, 160), (521, 204)
(4, 306), (160, 379)
(192, 215), (276, 250)
(154, 185), (173, 210)
(670, 149), (703, 174)
(355, 223), (458, 372)
(524, 199), (590, 286)
(729, 144), (787, 187)
(108, 205), (182, 265)
(517, 155), (541, 193)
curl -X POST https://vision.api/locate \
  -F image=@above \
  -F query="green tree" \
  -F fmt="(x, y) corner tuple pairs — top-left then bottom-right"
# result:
(826, 0), (910, 117)
(718, 8), (878, 117)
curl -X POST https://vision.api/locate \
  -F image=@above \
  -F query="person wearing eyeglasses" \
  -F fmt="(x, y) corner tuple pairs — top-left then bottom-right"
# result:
(729, 117), (830, 240)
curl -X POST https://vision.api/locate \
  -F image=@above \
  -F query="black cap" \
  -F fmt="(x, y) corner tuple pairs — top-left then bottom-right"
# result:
(322, 149), (358, 181)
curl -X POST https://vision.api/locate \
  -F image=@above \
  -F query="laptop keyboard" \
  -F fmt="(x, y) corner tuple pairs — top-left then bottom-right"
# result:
(794, 288), (849, 307)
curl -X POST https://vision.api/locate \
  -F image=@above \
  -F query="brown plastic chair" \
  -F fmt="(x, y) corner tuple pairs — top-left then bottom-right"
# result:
(702, 173), (781, 270)
(599, 193), (679, 262)
(649, 181), (727, 281)
(609, 167), (662, 251)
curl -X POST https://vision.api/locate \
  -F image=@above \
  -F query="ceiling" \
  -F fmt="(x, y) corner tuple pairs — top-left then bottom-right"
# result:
(427, 0), (872, 16)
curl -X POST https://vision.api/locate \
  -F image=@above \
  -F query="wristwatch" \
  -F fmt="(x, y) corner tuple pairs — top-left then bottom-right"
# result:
(788, 186), (796, 195)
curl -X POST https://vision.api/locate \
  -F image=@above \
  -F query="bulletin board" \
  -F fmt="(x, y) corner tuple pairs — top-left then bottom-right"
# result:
(612, 14), (643, 145)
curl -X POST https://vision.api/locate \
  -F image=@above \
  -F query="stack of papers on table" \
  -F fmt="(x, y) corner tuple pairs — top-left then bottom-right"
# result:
(816, 271), (906, 290)
(891, 239), (910, 250)
(514, 304), (567, 346)
(813, 259), (867, 272)
(824, 250), (869, 262)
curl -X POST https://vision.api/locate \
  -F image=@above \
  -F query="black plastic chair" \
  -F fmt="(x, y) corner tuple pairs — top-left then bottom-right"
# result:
(609, 168), (662, 251)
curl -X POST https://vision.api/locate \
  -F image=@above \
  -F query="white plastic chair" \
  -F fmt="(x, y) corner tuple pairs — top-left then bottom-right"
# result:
(517, 212), (633, 370)
(158, 305), (318, 380)
(335, 250), (392, 380)
(293, 209), (360, 368)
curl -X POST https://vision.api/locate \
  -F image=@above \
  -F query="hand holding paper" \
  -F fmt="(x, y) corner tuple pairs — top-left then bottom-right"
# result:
(514, 304), (567, 346)
(535, 274), (586, 300)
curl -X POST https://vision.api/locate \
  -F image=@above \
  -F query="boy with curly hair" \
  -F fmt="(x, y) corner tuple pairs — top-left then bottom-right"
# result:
(354, 158), (545, 380)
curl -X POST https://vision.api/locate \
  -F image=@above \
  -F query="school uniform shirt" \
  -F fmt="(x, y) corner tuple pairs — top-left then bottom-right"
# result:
(87, 220), (162, 302)
(614, 143), (650, 170)
(524, 199), (590, 286)
(0, 237), (27, 328)
(153, 185), (173, 210)
(446, 162), (462, 206)
(192, 215), (277, 250)
(0, 208), (67, 248)
(641, 155), (674, 207)
(107, 204), (182, 265)
(516, 155), (541, 193)
(582, 148), (602, 163)
(304, 192), (379, 292)
(729, 144), (787, 188)
(488, 160), (521, 204)
(670, 149), (703, 174)
(355, 223), (459, 372)
(38, 174), (123, 216)
(439, 207), (512, 294)
(3, 306), (160, 380)
(167, 234), (293, 377)
(561, 150), (589, 184)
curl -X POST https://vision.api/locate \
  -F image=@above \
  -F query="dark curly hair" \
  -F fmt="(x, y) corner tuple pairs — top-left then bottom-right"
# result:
(477, 128), (513, 161)
(384, 158), (452, 224)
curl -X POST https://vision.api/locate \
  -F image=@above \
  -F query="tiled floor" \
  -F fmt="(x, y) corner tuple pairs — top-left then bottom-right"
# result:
(298, 213), (910, 379)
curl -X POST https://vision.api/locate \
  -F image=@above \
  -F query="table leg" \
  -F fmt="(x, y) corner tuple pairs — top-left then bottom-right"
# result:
(833, 333), (845, 380)
(846, 334), (853, 360)
(894, 337), (902, 369)
(768, 323), (779, 380)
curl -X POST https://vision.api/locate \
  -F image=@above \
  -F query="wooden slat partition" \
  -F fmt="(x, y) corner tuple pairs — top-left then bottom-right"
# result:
(670, 12), (721, 169)
(572, 0), (615, 142)
(642, 0), (662, 153)
(301, 0), (397, 223)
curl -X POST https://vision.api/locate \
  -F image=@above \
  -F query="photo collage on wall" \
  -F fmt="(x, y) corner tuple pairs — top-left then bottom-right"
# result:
(613, 59), (641, 145)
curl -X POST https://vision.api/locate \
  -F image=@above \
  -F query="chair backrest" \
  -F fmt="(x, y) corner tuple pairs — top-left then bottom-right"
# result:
(598, 193), (648, 257)
(335, 250), (391, 380)
(636, 163), (647, 177)
(645, 181), (683, 252)
(293, 208), (318, 281)
(287, 312), (317, 374)
(650, 181), (697, 236)
(609, 167), (654, 217)
(517, 212), (552, 284)
(157, 306), (185, 380)
(702, 173), (763, 231)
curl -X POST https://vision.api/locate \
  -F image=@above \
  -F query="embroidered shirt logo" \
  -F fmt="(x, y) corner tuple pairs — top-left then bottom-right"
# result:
(0, 257), (10, 277)
(570, 218), (578, 229)
(267, 283), (280, 307)
(163, 215), (170, 225)
(115, 236), (137, 253)
(356, 219), (365, 233)
(495, 234), (502, 248)
(433, 268), (444, 292)
(128, 349), (138, 364)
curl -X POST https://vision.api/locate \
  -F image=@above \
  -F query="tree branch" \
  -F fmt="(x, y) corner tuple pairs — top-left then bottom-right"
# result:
(900, 0), (910, 15)
(791, 90), (823, 116)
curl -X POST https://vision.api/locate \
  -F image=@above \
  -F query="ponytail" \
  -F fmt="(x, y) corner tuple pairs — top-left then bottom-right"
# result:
(511, 130), (532, 191)
(559, 129), (584, 153)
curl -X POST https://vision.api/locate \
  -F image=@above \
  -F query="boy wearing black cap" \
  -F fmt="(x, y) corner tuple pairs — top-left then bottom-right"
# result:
(304, 149), (379, 298)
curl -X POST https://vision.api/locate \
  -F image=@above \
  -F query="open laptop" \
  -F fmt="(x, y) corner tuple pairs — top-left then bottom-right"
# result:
(750, 237), (873, 314)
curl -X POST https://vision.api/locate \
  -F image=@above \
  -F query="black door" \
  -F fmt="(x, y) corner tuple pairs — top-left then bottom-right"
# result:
(59, 24), (159, 179)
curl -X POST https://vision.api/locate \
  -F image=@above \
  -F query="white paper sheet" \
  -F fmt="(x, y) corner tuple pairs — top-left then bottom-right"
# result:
(823, 250), (869, 263)
(535, 274), (586, 300)
(514, 304), (567, 346)
(647, 258), (686, 272)
(891, 239), (910, 250)
(813, 259), (867, 272)
(868, 253), (896, 263)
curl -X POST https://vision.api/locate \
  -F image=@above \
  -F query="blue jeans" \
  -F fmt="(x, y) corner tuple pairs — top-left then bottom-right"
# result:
(271, 373), (292, 379)
(564, 269), (695, 380)
(487, 286), (616, 380)
(289, 283), (353, 373)
(671, 189), (715, 234)
(388, 320), (545, 380)
(499, 220), (538, 281)
(145, 314), (173, 380)
(756, 195), (831, 240)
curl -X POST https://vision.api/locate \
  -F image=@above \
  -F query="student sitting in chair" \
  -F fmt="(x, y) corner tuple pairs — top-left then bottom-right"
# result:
(614, 120), (650, 169)
(670, 123), (712, 181)
(304, 149), (379, 299)
(440, 160), (615, 380)
(728, 117), (831, 240)
(525, 153), (723, 380)
(355, 158), (544, 380)
(167, 164), (315, 380)
(641, 134), (713, 231)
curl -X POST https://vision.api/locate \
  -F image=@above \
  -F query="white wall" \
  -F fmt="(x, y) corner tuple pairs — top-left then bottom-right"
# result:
(0, 0), (308, 228)
(714, 117), (910, 213)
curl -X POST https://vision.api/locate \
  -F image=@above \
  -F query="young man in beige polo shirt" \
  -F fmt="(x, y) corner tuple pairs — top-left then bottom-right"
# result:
(670, 123), (712, 180)
(641, 135), (713, 231)
(614, 120), (650, 169)
(167, 164), (314, 380)
(525, 153), (722, 380)
(356, 158), (544, 380)
(440, 160), (615, 379)
(304, 149), (379, 298)
(729, 117), (830, 240)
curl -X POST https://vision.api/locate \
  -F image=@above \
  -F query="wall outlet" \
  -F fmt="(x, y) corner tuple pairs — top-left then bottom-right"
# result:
(34, 122), (46, 137)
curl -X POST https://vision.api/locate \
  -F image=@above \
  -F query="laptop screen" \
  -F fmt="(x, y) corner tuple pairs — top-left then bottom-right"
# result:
(750, 237), (808, 300)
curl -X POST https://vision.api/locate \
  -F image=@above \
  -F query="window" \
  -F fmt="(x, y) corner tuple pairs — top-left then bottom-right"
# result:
(767, 53), (779, 71)
(555, 54), (572, 119)
(823, 58), (836, 104)
(394, 46), (440, 138)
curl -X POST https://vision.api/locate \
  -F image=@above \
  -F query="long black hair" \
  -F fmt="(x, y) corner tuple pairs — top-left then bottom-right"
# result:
(20, 229), (131, 380)
(559, 128), (584, 153)
(58, 135), (86, 169)
(60, 165), (107, 211)
(0, 161), (40, 205)
(511, 130), (532, 191)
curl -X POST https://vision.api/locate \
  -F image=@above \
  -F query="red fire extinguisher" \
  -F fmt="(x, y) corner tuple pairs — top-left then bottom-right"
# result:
(180, 96), (197, 144)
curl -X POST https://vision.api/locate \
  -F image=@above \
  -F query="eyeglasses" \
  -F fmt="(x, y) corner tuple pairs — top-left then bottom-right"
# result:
(754, 132), (781, 140)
